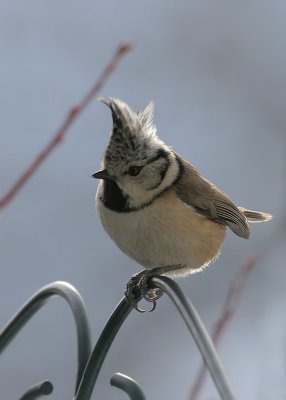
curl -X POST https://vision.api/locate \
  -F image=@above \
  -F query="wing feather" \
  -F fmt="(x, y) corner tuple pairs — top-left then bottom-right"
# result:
(175, 157), (250, 238)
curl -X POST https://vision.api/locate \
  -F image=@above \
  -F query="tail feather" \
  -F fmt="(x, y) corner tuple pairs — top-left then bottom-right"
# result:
(239, 207), (272, 223)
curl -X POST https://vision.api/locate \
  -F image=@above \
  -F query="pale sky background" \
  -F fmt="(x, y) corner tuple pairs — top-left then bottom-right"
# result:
(0, 1), (285, 399)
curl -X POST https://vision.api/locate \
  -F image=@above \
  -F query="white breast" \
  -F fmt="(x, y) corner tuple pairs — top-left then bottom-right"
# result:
(96, 189), (226, 277)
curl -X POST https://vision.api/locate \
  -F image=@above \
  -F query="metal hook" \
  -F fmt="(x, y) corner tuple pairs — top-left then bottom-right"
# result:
(110, 372), (146, 400)
(19, 380), (53, 400)
(0, 281), (91, 394)
(1, 278), (237, 400)
(133, 299), (157, 313)
(74, 276), (237, 400)
(74, 297), (133, 400)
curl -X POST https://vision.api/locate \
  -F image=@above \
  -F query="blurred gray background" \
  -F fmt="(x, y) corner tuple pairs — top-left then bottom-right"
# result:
(0, 1), (285, 399)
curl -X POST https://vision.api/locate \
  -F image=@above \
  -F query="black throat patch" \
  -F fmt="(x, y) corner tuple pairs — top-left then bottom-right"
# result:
(100, 179), (129, 212)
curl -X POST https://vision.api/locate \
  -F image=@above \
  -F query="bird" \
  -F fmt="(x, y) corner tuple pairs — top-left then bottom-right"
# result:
(92, 97), (271, 309)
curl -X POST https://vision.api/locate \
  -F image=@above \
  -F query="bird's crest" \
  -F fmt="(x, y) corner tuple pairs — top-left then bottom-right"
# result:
(98, 97), (160, 169)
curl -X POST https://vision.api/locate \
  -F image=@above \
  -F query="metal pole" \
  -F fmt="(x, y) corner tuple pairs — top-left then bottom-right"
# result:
(151, 276), (237, 400)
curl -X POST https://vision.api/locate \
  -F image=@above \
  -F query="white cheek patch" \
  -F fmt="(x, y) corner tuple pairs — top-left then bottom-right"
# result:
(142, 159), (169, 190)
(123, 152), (180, 209)
(158, 152), (180, 192)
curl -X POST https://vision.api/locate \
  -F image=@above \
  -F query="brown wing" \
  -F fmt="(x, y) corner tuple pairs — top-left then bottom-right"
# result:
(175, 157), (250, 238)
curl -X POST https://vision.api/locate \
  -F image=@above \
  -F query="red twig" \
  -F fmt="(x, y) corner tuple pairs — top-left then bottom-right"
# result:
(0, 42), (132, 210)
(189, 254), (258, 400)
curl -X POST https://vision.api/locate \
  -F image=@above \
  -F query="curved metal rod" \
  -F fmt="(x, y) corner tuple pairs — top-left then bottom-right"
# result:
(74, 297), (133, 400)
(151, 276), (236, 400)
(110, 372), (146, 400)
(19, 380), (53, 400)
(0, 281), (91, 393)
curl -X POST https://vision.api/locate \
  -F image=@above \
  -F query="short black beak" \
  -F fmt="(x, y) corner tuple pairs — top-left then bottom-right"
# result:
(91, 169), (113, 180)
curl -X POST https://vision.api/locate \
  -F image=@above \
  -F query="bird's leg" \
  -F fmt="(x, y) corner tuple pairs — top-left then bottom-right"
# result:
(125, 270), (147, 311)
(125, 266), (176, 313)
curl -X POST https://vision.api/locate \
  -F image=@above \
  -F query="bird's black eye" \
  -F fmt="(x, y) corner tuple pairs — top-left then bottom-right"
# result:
(128, 166), (143, 176)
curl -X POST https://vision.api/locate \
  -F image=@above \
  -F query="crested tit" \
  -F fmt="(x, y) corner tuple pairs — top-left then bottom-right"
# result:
(92, 98), (271, 308)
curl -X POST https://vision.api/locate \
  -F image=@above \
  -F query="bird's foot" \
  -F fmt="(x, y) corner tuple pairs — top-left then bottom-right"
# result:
(125, 269), (163, 313)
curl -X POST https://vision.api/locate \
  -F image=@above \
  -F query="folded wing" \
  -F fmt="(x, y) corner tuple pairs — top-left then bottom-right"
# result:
(175, 157), (271, 239)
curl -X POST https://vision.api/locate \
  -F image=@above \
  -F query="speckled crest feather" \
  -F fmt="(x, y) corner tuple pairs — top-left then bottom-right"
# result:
(98, 97), (161, 172)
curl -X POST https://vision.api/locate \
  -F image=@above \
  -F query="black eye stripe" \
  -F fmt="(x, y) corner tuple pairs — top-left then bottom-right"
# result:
(146, 149), (168, 164)
(125, 149), (169, 176)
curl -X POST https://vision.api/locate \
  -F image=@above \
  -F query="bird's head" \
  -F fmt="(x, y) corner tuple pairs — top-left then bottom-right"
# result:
(92, 98), (180, 209)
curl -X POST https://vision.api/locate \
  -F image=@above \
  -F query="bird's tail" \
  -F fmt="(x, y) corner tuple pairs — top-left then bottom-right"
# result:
(239, 207), (272, 223)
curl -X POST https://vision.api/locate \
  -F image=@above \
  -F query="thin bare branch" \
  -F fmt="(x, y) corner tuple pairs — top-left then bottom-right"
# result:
(0, 42), (132, 210)
(189, 254), (258, 400)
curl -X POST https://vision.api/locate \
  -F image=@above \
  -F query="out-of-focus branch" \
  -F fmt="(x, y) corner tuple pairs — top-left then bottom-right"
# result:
(189, 254), (258, 400)
(0, 42), (132, 210)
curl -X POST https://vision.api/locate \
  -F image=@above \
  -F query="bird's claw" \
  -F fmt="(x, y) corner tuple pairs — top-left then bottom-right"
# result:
(125, 271), (163, 313)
